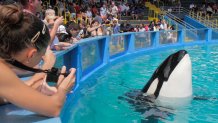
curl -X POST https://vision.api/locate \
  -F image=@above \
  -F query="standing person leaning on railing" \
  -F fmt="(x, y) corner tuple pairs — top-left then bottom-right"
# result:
(0, 4), (76, 117)
(19, 0), (64, 46)
(42, 8), (72, 51)
(87, 20), (104, 37)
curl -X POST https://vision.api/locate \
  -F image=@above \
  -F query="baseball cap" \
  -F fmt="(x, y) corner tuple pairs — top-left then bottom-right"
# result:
(57, 25), (68, 34)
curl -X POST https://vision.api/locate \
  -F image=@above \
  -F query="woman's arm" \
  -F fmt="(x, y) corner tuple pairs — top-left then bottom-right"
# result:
(97, 27), (104, 36)
(87, 25), (102, 32)
(0, 63), (75, 117)
(49, 17), (63, 45)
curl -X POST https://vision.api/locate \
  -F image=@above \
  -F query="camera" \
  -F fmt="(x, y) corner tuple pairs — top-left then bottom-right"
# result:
(46, 67), (69, 83)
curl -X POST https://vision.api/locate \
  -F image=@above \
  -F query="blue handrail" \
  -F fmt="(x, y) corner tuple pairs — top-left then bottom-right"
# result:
(55, 29), (216, 88)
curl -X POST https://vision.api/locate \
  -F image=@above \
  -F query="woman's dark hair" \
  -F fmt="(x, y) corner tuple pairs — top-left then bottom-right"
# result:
(91, 20), (97, 27)
(2, 0), (16, 5)
(19, 0), (28, 7)
(0, 4), (50, 59)
(171, 25), (175, 30)
(57, 33), (70, 42)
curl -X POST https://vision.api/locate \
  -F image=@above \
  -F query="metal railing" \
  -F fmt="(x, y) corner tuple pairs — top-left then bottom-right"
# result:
(161, 6), (218, 28)
(146, 2), (160, 21)
(189, 11), (217, 28)
(164, 11), (196, 30)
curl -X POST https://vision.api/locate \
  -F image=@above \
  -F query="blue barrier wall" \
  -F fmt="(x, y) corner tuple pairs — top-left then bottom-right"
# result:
(55, 29), (216, 103)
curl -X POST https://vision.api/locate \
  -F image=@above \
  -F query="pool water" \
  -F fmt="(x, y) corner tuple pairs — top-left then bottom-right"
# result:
(62, 45), (218, 123)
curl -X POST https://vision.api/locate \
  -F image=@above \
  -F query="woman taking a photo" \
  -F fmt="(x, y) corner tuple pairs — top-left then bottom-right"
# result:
(0, 4), (76, 117)
(87, 20), (104, 37)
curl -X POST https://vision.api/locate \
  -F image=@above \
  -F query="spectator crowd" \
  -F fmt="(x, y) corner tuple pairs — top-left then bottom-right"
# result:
(0, 0), (179, 52)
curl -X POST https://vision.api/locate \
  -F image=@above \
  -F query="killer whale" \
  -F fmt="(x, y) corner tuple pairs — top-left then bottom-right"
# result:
(142, 50), (192, 98)
(119, 50), (217, 122)
(118, 50), (192, 121)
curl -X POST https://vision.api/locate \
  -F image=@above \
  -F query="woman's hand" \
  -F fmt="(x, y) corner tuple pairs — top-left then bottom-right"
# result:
(57, 66), (76, 93)
(54, 16), (64, 27)
(42, 47), (56, 69)
(26, 47), (56, 95)
(71, 37), (79, 43)
(36, 78), (57, 96)
(27, 75), (57, 96)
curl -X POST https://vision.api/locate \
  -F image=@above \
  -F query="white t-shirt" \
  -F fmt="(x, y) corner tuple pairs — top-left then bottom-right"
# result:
(86, 11), (92, 18)
(111, 6), (118, 16)
(100, 7), (107, 16)
(160, 24), (164, 30)
(50, 36), (59, 50)
(163, 23), (168, 30)
(139, 28), (145, 32)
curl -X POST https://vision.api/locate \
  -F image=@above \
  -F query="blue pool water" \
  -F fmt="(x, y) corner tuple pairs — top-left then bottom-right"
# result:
(62, 44), (218, 123)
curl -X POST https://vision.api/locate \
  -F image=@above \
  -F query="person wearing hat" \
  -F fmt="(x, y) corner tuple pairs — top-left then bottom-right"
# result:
(56, 25), (71, 42)
(112, 18), (120, 34)
(48, 20), (72, 51)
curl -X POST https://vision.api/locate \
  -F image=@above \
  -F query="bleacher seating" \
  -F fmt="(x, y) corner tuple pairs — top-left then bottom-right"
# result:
(180, 0), (205, 9)
(119, 5), (150, 26)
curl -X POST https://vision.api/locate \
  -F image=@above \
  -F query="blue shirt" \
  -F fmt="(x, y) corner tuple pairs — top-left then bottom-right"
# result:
(113, 25), (120, 34)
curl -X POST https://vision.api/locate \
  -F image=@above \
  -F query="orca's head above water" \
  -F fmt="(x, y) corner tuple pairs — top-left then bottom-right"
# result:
(142, 50), (192, 98)
(118, 50), (193, 121)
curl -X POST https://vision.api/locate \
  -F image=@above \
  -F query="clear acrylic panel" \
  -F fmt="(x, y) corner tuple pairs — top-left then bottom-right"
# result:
(110, 35), (125, 56)
(184, 29), (206, 42)
(196, 29), (206, 41)
(184, 29), (198, 42)
(81, 41), (99, 71)
(159, 30), (178, 44)
(135, 32), (152, 49)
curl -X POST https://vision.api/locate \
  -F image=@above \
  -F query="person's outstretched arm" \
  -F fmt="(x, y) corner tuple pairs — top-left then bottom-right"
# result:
(49, 16), (64, 45)
(0, 63), (76, 117)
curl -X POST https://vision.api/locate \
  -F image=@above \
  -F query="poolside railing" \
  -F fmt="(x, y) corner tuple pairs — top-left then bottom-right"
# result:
(54, 28), (217, 91)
